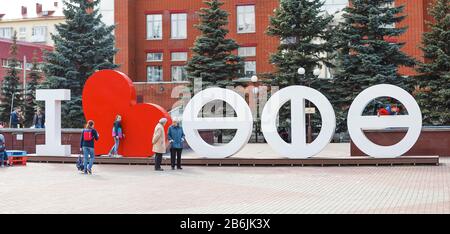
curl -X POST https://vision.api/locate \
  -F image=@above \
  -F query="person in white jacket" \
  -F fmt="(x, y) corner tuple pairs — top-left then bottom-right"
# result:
(152, 118), (167, 171)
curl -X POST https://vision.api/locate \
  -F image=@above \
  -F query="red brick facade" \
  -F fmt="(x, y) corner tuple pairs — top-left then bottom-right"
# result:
(0, 39), (52, 85)
(396, 0), (434, 75)
(114, 0), (434, 111)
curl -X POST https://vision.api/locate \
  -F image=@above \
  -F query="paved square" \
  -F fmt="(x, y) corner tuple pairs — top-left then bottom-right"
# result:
(0, 144), (449, 214)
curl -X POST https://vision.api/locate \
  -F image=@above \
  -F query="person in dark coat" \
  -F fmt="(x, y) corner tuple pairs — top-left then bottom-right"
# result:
(80, 120), (99, 174)
(168, 118), (185, 170)
(0, 133), (7, 167)
(33, 108), (45, 128)
(10, 107), (20, 128)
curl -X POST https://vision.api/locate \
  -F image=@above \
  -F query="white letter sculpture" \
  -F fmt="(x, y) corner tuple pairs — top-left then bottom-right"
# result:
(36, 89), (71, 156)
(261, 86), (336, 158)
(347, 84), (422, 158)
(182, 88), (253, 158)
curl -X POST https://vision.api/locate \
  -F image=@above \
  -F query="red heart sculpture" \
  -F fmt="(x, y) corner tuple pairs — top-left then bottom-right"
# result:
(82, 70), (172, 157)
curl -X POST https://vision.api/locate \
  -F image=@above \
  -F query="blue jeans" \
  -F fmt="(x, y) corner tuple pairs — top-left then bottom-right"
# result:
(108, 137), (120, 155)
(83, 147), (95, 172)
(0, 152), (6, 166)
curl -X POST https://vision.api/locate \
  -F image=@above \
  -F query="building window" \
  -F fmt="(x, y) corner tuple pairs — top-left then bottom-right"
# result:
(147, 52), (163, 62)
(146, 14), (163, 40)
(281, 37), (297, 45)
(25, 62), (33, 71)
(1, 59), (22, 69)
(244, 61), (256, 77)
(171, 13), (187, 39)
(1, 59), (9, 68)
(238, 47), (256, 57)
(18, 27), (27, 40)
(171, 52), (188, 61)
(31, 26), (47, 42)
(171, 66), (187, 81)
(237, 5), (255, 33)
(147, 66), (163, 82)
(0, 27), (13, 39)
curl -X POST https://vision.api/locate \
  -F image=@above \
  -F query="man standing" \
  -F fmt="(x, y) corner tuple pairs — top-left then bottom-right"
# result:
(168, 118), (185, 170)
(152, 118), (168, 171)
(10, 107), (20, 128)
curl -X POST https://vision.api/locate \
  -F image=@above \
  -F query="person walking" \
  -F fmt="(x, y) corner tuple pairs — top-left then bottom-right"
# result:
(152, 118), (167, 171)
(0, 133), (7, 168)
(80, 120), (99, 174)
(168, 118), (185, 170)
(33, 107), (45, 128)
(108, 115), (124, 157)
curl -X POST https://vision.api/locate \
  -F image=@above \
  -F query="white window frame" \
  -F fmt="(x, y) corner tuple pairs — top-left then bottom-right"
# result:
(244, 61), (256, 77)
(19, 27), (27, 37)
(171, 65), (188, 82)
(171, 52), (188, 61)
(147, 66), (163, 82)
(237, 5), (255, 34)
(146, 52), (164, 62)
(1, 59), (9, 68)
(171, 13), (187, 39)
(31, 26), (47, 42)
(146, 14), (163, 40)
(0, 27), (13, 39)
(238, 47), (256, 57)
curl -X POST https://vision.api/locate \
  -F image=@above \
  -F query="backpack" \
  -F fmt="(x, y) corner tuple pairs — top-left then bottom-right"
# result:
(112, 127), (123, 138)
(83, 129), (94, 141)
(76, 154), (84, 171)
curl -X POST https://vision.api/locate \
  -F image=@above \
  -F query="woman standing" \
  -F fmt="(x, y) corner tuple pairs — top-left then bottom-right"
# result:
(152, 118), (167, 171)
(33, 108), (45, 128)
(80, 120), (99, 174)
(108, 115), (124, 157)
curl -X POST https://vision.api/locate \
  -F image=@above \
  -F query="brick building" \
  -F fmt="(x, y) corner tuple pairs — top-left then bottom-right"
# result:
(114, 0), (433, 111)
(0, 38), (52, 90)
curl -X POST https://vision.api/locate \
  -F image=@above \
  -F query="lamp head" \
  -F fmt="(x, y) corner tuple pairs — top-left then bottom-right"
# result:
(297, 67), (305, 75)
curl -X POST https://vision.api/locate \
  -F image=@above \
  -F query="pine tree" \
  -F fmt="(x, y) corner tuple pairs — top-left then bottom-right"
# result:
(0, 31), (23, 125)
(267, 0), (335, 87)
(333, 0), (416, 132)
(24, 50), (42, 127)
(186, 0), (243, 89)
(415, 0), (450, 125)
(41, 0), (118, 128)
(266, 0), (335, 132)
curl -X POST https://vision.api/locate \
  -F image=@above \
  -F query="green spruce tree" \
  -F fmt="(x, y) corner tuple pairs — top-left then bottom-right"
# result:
(186, 0), (243, 89)
(41, 0), (118, 128)
(186, 0), (244, 143)
(24, 50), (42, 127)
(333, 0), (416, 132)
(0, 31), (23, 125)
(416, 0), (450, 125)
(266, 0), (335, 133)
(267, 0), (334, 86)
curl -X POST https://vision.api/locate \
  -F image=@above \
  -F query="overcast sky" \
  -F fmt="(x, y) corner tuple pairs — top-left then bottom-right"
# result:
(0, 0), (345, 20)
(0, 0), (63, 19)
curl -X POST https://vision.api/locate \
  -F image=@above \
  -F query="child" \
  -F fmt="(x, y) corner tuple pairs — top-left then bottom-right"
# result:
(108, 115), (124, 157)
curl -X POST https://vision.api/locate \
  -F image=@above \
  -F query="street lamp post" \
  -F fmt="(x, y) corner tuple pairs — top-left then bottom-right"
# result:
(308, 68), (321, 143)
(298, 67), (321, 143)
(251, 75), (259, 142)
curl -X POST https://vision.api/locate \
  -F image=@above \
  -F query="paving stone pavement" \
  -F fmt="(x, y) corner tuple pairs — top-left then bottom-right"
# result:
(0, 144), (449, 214)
